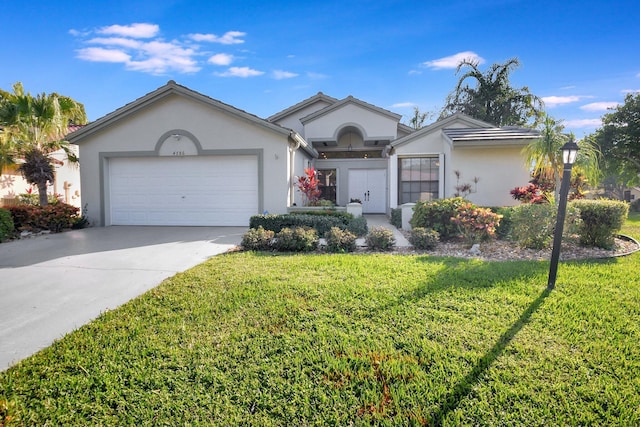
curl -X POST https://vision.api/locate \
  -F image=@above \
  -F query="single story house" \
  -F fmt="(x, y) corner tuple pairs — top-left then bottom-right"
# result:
(0, 143), (82, 208)
(68, 81), (540, 227)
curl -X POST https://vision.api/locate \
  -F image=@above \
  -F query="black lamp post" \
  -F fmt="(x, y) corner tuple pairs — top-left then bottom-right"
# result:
(547, 138), (580, 289)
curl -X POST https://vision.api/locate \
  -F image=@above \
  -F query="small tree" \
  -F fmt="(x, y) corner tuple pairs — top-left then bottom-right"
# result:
(296, 167), (321, 206)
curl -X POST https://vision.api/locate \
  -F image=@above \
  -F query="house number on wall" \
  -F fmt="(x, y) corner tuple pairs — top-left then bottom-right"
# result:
(172, 151), (185, 156)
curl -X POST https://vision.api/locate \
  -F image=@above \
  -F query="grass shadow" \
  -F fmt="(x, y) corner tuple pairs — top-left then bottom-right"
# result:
(428, 286), (552, 425)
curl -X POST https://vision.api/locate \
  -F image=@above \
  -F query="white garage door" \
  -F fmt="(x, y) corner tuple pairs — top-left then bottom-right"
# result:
(109, 156), (258, 226)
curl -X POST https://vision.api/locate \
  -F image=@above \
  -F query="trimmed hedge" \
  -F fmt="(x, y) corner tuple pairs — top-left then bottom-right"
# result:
(408, 227), (439, 250)
(365, 227), (396, 251)
(0, 208), (15, 242)
(273, 227), (318, 252)
(570, 199), (629, 249)
(241, 226), (275, 251)
(250, 212), (360, 236)
(324, 227), (357, 253)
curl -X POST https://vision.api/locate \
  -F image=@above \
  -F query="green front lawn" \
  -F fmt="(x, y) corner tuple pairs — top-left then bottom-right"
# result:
(1, 219), (639, 426)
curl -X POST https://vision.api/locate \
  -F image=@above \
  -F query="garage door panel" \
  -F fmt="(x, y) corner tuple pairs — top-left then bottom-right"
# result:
(109, 156), (258, 226)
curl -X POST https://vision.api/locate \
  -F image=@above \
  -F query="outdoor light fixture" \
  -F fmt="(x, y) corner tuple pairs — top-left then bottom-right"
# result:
(547, 138), (579, 289)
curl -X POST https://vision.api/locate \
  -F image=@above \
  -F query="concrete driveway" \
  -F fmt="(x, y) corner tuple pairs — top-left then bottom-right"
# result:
(0, 226), (245, 372)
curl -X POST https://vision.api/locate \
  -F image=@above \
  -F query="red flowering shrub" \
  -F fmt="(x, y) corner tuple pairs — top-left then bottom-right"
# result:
(451, 203), (502, 245)
(296, 167), (322, 206)
(510, 183), (549, 204)
(7, 203), (79, 232)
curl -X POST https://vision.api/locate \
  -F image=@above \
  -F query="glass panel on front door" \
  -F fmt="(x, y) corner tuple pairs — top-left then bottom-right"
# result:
(317, 169), (337, 204)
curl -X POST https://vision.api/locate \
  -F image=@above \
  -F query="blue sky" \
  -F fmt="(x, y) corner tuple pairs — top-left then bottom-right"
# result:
(3, 0), (639, 137)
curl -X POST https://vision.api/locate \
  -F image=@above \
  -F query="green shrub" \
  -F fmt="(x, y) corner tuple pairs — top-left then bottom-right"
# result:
(410, 197), (467, 241)
(408, 227), (439, 250)
(365, 226), (395, 251)
(324, 227), (357, 253)
(274, 227), (318, 252)
(451, 202), (502, 245)
(390, 208), (402, 228)
(241, 226), (275, 251)
(511, 204), (556, 249)
(629, 198), (639, 213)
(18, 192), (62, 206)
(570, 199), (629, 249)
(346, 215), (368, 237)
(0, 208), (15, 242)
(491, 206), (514, 240)
(250, 213), (347, 235)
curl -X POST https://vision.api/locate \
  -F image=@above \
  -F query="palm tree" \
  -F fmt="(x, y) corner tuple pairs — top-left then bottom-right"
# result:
(441, 58), (544, 127)
(523, 114), (601, 197)
(0, 82), (87, 205)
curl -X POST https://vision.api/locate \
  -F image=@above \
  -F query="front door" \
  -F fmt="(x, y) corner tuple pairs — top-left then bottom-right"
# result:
(348, 169), (386, 213)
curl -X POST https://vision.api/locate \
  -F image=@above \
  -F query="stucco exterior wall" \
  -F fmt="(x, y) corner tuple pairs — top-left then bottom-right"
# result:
(274, 101), (333, 136)
(304, 104), (398, 141)
(449, 146), (530, 207)
(77, 94), (294, 225)
(0, 147), (81, 208)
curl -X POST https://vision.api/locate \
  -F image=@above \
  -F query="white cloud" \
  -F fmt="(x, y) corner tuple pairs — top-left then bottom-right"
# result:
(98, 23), (159, 38)
(622, 89), (640, 94)
(86, 37), (143, 49)
(189, 31), (246, 44)
(563, 118), (602, 128)
(273, 70), (298, 80)
(72, 24), (249, 75)
(76, 47), (131, 63)
(215, 67), (264, 77)
(208, 53), (234, 66)
(541, 95), (584, 107)
(391, 102), (416, 108)
(408, 70), (422, 75)
(423, 51), (485, 70)
(580, 102), (619, 112)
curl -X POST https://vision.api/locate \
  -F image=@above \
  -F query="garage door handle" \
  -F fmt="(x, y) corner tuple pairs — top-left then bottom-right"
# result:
(181, 196), (186, 199)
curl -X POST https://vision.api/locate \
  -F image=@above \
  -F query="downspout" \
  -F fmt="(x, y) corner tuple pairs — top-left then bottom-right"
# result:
(289, 132), (302, 206)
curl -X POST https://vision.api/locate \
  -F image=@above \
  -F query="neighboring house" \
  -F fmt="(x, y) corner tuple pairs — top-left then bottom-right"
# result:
(68, 81), (539, 227)
(0, 141), (82, 208)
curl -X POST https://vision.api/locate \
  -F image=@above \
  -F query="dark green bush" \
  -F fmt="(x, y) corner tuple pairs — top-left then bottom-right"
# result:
(365, 227), (395, 251)
(390, 208), (402, 228)
(241, 226), (275, 251)
(510, 204), (556, 249)
(274, 227), (318, 252)
(630, 198), (640, 213)
(0, 208), (15, 242)
(295, 210), (353, 222)
(511, 203), (582, 249)
(491, 206), (514, 240)
(346, 215), (368, 237)
(250, 214), (347, 235)
(570, 199), (629, 249)
(324, 227), (357, 253)
(408, 227), (439, 250)
(410, 197), (467, 241)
